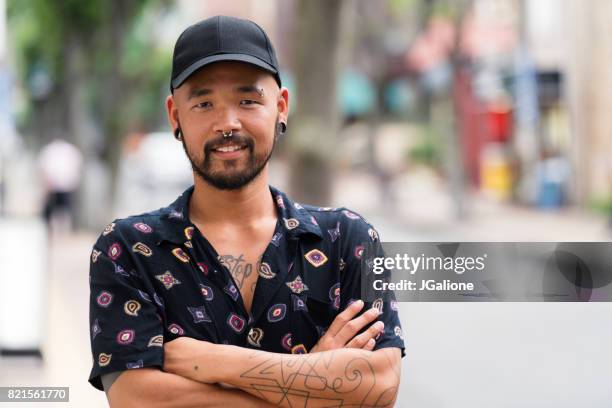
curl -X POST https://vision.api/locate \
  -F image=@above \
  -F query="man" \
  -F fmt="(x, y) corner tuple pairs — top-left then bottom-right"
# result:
(88, 15), (405, 407)
(38, 137), (83, 233)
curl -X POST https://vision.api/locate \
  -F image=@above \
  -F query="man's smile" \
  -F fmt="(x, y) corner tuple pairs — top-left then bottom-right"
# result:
(210, 142), (249, 159)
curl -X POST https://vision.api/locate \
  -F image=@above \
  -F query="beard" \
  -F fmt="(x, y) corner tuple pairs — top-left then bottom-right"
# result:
(180, 118), (281, 190)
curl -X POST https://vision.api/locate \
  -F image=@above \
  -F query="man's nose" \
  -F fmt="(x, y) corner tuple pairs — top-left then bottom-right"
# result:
(212, 107), (241, 134)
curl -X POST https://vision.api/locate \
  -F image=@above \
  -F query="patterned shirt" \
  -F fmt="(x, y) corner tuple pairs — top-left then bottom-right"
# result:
(88, 185), (405, 390)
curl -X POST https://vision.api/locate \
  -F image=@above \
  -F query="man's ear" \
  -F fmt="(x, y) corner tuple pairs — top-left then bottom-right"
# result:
(165, 94), (179, 132)
(277, 87), (289, 125)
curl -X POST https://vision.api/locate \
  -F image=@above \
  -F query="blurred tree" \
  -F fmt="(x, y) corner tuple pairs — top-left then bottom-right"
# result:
(8, 0), (172, 226)
(288, 0), (350, 205)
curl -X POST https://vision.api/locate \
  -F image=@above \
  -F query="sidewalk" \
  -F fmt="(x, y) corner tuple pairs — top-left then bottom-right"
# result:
(0, 230), (107, 407)
(331, 169), (611, 242)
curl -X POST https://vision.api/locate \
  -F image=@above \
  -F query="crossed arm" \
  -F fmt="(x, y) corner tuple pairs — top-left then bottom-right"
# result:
(107, 300), (401, 407)
(164, 339), (401, 408)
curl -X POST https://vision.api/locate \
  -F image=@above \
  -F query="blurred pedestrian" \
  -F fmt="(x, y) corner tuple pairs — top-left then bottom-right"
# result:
(37, 138), (83, 232)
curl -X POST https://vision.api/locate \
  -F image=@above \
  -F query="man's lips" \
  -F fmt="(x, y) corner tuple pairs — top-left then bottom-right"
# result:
(211, 143), (247, 153)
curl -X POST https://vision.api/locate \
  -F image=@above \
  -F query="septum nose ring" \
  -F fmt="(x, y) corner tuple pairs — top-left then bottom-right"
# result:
(222, 130), (233, 138)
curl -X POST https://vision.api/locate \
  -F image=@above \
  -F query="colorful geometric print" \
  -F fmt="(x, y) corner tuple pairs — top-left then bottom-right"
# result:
(98, 353), (112, 367)
(188, 306), (211, 323)
(184, 226), (195, 240)
(227, 313), (246, 334)
(91, 249), (101, 263)
(353, 244), (364, 260)
(329, 283), (340, 310)
(291, 344), (308, 354)
(148, 334), (164, 347)
(248, 328), (264, 347)
(197, 262), (209, 275)
(102, 222), (115, 236)
(270, 232), (283, 247)
(168, 323), (185, 336)
(153, 293), (164, 308)
(304, 249), (328, 268)
(372, 298), (384, 314)
(132, 242), (153, 257)
(96, 291), (113, 308)
(275, 194), (285, 209)
(342, 210), (360, 220)
(223, 282), (239, 302)
(283, 218), (299, 230)
(116, 329), (135, 345)
(172, 248), (190, 263)
(113, 262), (129, 277)
(286, 276), (308, 294)
(267, 304), (287, 323)
(126, 359), (144, 369)
(259, 262), (276, 279)
(124, 300), (141, 316)
(199, 284), (214, 301)
(168, 210), (183, 220)
(133, 222), (153, 233)
(92, 319), (102, 340)
(88, 185), (406, 389)
(108, 243), (122, 261)
(280, 332), (292, 351)
(292, 294), (308, 311)
(328, 222), (340, 242)
(368, 227), (379, 241)
(138, 290), (151, 302)
(155, 271), (181, 290)
(394, 326), (403, 339)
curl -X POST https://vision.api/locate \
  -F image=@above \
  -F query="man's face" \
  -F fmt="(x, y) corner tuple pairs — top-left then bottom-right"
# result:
(166, 61), (288, 190)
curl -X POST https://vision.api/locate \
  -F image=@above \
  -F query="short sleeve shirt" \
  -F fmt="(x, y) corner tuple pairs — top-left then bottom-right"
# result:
(88, 185), (405, 390)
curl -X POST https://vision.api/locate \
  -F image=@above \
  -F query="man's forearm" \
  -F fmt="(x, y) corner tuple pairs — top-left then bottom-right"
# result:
(194, 346), (400, 407)
(107, 368), (273, 408)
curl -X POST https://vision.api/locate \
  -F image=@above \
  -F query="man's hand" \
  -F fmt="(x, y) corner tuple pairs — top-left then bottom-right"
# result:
(310, 299), (384, 353)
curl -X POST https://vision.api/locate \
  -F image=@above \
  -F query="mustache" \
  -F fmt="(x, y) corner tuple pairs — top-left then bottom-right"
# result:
(204, 133), (254, 153)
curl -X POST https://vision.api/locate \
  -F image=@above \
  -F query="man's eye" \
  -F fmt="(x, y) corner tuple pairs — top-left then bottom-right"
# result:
(240, 100), (257, 106)
(194, 101), (212, 109)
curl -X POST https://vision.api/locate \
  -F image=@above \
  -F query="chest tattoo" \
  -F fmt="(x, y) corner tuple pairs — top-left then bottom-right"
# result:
(218, 254), (260, 290)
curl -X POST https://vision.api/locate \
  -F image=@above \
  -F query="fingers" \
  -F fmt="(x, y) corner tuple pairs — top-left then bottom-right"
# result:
(325, 299), (364, 337)
(336, 306), (381, 345)
(346, 320), (385, 349)
(363, 338), (376, 351)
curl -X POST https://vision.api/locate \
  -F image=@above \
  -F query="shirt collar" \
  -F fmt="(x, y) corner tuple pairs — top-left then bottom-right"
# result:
(155, 184), (323, 245)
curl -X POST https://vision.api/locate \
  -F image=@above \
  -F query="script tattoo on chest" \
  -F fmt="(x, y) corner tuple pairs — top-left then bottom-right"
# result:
(218, 254), (260, 290)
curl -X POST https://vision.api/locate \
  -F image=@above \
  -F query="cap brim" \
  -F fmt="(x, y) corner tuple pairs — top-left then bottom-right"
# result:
(171, 53), (278, 90)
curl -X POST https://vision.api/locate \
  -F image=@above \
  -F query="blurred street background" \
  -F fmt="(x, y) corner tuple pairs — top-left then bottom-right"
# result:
(0, 0), (611, 407)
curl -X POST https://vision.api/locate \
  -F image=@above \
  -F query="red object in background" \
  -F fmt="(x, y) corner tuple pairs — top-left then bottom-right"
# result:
(485, 101), (513, 142)
(455, 71), (514, 186)
(454, 68), (484, 186)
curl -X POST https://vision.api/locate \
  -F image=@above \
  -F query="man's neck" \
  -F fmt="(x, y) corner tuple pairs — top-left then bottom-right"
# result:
(188, 170), (276, 228)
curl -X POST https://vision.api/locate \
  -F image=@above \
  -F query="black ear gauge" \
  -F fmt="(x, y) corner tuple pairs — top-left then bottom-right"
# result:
(280, 122), (287, 134)
(174, 127), (182, 141)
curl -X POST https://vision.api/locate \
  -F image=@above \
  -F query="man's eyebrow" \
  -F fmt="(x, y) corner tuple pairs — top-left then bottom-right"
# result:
(187, 87), (212, 100)
(235, 85), (264, 97)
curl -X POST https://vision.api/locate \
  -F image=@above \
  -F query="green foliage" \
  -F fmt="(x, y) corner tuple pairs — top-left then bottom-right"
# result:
(408, 124), (443, 167)
(588, 195), (612, 216)
(8, 0), (174, 139)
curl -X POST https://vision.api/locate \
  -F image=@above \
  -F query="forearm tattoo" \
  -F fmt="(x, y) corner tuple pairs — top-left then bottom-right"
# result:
(218, 254), (259, 290)
(237, 350), (399, 407)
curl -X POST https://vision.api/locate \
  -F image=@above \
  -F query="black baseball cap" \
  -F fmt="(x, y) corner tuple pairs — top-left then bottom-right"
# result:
(170, 15), (282, 92)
